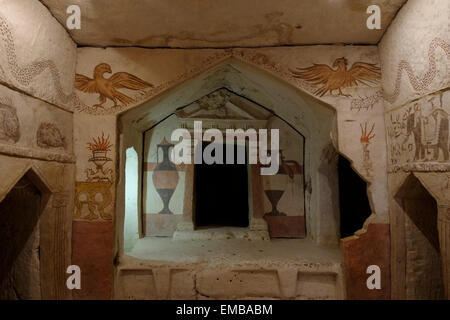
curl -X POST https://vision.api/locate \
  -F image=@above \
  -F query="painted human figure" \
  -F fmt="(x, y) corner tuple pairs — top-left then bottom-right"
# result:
(429, 95), (449, 161)
(405, 103), (425, 160)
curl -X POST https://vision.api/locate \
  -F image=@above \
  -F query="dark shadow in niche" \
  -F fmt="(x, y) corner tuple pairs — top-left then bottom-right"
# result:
(395, 175), (440, 249)
(194, 142), (249, 228)
(394, 174), (444, 299)
(338, 155), (371, 238)
(0, 174), (42, 300)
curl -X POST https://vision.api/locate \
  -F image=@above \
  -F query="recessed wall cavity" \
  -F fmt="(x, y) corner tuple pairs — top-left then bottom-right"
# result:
(117, 61), (339, 256)
(0, 172), (46, 300)
(395, 175), (445, 299)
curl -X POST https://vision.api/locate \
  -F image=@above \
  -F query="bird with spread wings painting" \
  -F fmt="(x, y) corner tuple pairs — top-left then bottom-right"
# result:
(290, 57), (381, 97)
(74, 63), (153, 109)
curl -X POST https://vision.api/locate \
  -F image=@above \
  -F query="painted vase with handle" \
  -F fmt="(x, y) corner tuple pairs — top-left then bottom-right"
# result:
(152, 137), (179, 214)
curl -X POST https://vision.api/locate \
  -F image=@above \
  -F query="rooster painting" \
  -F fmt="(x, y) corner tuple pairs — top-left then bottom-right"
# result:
(74, 63), (153, 109)
(290, 57), (381, 97)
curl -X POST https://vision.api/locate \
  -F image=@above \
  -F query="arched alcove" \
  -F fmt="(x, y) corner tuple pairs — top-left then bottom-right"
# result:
(394, 174), (445, 299)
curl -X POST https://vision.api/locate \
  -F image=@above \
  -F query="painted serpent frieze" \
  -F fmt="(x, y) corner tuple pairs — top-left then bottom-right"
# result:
(388, 94), (450, 164)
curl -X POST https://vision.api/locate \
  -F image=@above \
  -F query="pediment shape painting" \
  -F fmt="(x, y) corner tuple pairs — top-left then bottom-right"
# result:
(176, 89), (273, 121)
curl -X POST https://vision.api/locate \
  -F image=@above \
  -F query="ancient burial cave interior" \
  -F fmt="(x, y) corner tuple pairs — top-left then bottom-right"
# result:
(0, 0), (449, 301)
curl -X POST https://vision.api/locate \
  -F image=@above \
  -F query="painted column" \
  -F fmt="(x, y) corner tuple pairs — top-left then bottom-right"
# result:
(178, 164), (195, 231)
(51, 192), (71, 299)
(250, 164), (268, 233)
(178, 130), (196, 231)
(72, 114), (115, 299)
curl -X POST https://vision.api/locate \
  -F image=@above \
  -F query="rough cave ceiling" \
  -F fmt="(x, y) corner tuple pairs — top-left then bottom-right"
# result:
(40, 0), (406, 48)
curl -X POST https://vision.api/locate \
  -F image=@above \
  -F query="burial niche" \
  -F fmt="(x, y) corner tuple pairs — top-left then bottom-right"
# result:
(194, 142), (249, 228)
(140, 88), (308, 239)
(395, 174), (445, 299)
(0, 173), (44, 300)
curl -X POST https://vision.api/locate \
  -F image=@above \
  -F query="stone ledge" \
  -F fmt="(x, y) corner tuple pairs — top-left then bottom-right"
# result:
(173, 227), (270, 241)
(115, 261), (344, 300)
(389, 162), (450, 173)
(0, 144), (75, 163)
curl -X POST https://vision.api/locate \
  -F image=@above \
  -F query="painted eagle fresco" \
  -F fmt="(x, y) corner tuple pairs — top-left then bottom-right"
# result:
(290, 57), (381, 97)
(74, 63), (153, 108)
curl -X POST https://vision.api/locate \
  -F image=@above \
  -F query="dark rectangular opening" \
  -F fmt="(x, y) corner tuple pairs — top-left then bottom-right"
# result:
(194, 142), (249, 228)
(0, 175), (42, 300)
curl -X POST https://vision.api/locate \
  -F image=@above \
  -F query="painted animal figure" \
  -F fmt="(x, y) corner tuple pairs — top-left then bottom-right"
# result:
(290, 57), (381, 97)
(74, 63), (153, 109)
(75, 181), (113, 220)
(404, 105), (450, 161)
(404, 106), (425, 161)
(0, 103), (20, 143)
(36, 122), (66, 149)
(430, 108), (449, 161)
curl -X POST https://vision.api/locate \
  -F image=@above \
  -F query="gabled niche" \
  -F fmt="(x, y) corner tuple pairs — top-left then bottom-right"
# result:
(0, 168), (50, 300)
(395, 174), (444, 299)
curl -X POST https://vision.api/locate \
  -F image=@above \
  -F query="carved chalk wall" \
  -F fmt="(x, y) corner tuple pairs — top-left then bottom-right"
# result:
(0, 0), (77, 109)
(387, 91), (450, 172)
(379, 0), (450, 299)
(78, 40), (387, 299)
(0, 1), (76, 300)
(379, 0), (450, 109)
(0, 85), (73, 161)
(0, 87), (74, 300)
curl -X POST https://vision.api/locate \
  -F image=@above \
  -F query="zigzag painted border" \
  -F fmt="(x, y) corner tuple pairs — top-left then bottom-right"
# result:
(0, 14), (76, 107)
(383, 37), (450, 104)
